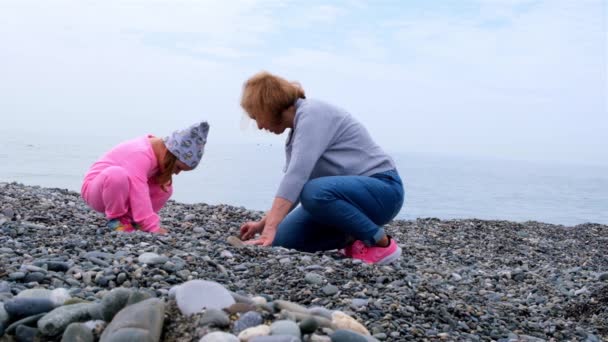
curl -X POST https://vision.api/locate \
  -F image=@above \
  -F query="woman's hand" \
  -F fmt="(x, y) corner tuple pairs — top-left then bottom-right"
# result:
(244, 226), (277, 247)
(242, 197), (293, 247)
(239, 220), (265, 240)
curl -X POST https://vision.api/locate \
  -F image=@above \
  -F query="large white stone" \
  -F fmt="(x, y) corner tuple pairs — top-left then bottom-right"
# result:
(174, 280), (235, 315)
(200, 331), (239, 342)
(138, 252), (168, 265)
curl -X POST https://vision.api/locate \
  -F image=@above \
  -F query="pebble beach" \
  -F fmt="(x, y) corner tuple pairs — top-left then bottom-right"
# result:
(0, 182), (606, 341)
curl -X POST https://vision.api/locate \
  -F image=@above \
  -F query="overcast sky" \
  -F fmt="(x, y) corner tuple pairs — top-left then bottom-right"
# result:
(1, 0), (606, 165)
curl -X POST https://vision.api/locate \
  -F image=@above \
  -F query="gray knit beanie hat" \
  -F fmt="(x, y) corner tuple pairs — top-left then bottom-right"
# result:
(163, 122), (209, 169)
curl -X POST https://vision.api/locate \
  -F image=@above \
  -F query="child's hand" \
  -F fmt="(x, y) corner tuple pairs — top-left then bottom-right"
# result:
(153, 227), (168, 234)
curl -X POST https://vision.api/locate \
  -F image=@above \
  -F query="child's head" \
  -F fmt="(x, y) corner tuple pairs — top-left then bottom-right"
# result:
(157, 122), (209, 186)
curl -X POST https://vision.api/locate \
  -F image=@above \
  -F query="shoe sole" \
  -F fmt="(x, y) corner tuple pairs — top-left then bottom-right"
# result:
(377, 245), (402, 265)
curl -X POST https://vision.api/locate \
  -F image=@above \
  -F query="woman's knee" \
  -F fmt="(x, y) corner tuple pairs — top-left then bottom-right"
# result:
(300, 179), (332, 212)
(271, 228), (299, 249)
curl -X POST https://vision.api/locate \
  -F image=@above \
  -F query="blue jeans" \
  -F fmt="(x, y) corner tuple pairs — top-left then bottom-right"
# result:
(272, 169), (404, 252)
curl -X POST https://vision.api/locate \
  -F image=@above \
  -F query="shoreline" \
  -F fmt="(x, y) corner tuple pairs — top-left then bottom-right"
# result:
(0, 182), (607, 341)
(1, 180), (605, 228)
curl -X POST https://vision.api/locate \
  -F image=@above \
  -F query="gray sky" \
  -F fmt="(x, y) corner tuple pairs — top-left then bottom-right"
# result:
(1, 0), (606, 165)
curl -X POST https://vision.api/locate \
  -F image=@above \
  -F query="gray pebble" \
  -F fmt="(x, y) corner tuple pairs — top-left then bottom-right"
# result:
(16, 325), (39, 342)
(199, 308), (230, 328)
(305, 273), (324, 286)
(233, 311), (263, 334)
(321, 285), (339, 296)
(61, 323), (94, 342)
(9, 272), (26, 280)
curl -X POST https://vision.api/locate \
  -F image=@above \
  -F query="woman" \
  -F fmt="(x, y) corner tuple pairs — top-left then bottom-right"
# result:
(81, 122), (209, 233)
(239, 72), (404, 264)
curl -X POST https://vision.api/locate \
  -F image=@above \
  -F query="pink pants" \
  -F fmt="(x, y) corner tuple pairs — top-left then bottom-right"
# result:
(82, 166), (170, 220)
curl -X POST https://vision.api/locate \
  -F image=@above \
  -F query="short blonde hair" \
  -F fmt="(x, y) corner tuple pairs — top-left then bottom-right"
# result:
(240, 71), (305, 124)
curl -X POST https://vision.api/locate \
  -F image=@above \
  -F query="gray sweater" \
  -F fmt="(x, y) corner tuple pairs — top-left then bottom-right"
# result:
(276, 98), (397, 203)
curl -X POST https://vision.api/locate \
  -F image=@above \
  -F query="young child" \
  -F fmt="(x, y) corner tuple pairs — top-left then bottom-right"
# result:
(81, 122), (209, 233)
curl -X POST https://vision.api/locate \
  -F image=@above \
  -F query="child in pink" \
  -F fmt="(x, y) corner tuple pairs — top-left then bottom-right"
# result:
(81, 122), (209, 233)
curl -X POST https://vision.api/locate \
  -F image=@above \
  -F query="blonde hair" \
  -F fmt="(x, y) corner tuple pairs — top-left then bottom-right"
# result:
(240, 71), (305, 125)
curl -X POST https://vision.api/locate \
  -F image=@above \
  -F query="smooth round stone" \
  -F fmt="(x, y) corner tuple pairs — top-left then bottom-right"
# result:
(99, 298), (164, 342)
(4, 298), (55, 319)
(270, 320), (301, 339)
(299, 317), (320, 334)
(0, 304), (8, 336)
(9, 272), (26, 280)
(451, 273), (463, 281)
(321, 285), (339, 296)
(226, 236), (246, 248)
(372, 333), (387, 340)
(330, 329), (370, 342)
(100, 288), (132, 321)
(305, 273), (324, 285)
(61, 323), (94, 342)
(0, 281), (11, 293)
(174, 280), (235, 315)
(37, 303), (96, 336)
(137, 252), (168, 265)
(116, 273), (127, 285)
(24, 272), (46, 283)
(238, 325), (271, 341)
(233, 311), (263, 334)
(199, 308), (230, 328)
(0, 293), (12, 303)
(274, 301), (309, 314)
(5, 313), (45, 336)
(24, 265), (47, 273)
(193, 227), (206, 234)
(199, 331), (239, 342)
(83, 320), (107, 336)
(126, 290), (153, 306)
(331, 312), (370, 336)
(34, 261), (70, 272)
(599, 272), (608, 281)
(16, 325), (39, 342)
(350, 299), (368, 309)
(308, 307), (334, 320)
(220, 250), (234, 258)
(17, 288), (52, 300)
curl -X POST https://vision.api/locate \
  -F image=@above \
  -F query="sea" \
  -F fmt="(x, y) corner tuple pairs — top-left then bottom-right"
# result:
(1, 135), (606, 226)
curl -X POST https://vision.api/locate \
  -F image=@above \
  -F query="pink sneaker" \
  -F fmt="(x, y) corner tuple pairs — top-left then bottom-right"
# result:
(339, 244), (354, 257)
(349, 238), (402, 265)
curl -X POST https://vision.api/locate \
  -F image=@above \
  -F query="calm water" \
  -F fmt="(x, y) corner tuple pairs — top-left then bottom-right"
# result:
(1, 136), (606, 226)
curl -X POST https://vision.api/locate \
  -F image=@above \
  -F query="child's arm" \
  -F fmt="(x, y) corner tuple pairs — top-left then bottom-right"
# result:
(129, 177), (163, 232)
(148, 181), (173, 213)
